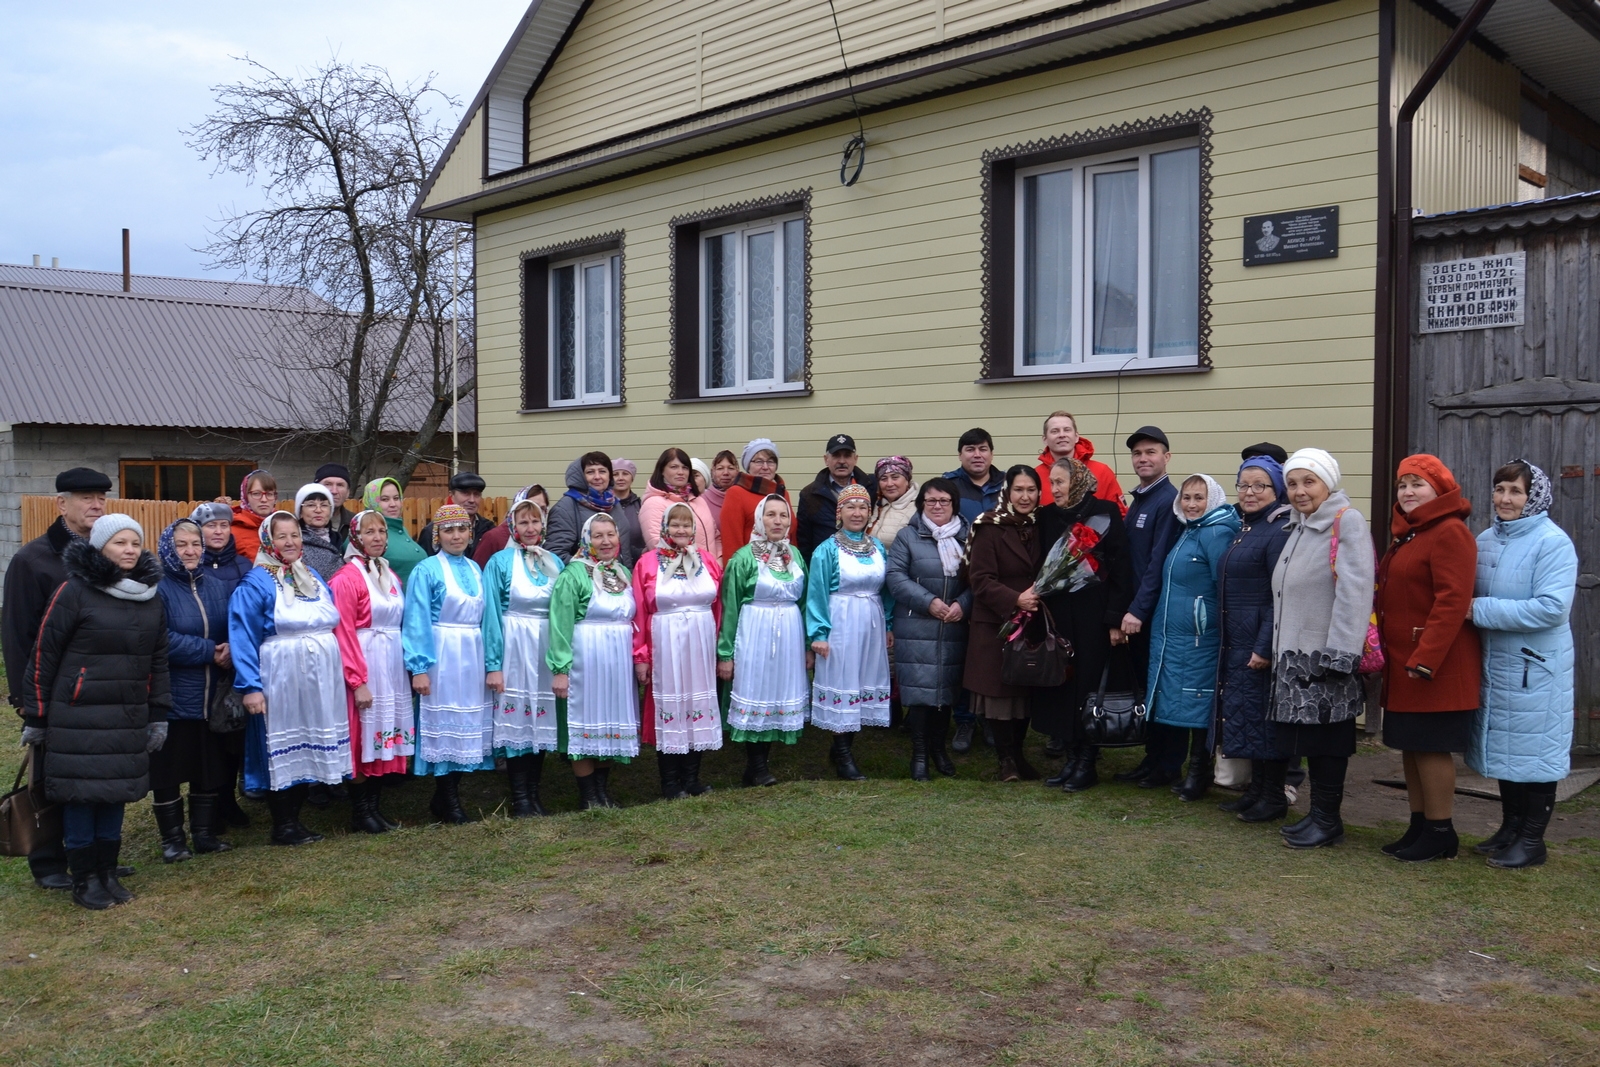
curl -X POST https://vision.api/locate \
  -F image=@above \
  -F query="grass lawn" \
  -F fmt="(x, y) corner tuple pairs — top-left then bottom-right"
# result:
(2, 665), (1598, 1066)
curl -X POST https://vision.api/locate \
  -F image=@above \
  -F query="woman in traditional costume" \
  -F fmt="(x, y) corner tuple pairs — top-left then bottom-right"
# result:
(805, 483), (894, 781)
(482, 492), (564, 817)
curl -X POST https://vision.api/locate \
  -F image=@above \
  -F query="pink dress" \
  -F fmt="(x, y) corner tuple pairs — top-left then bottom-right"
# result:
(632, 549), (724, 753)
(638, 486), (721, 562)
(330, 559), (413, 777)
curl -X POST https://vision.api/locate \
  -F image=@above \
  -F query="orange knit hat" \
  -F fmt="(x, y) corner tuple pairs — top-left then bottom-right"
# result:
(1397, 453), (1458, 495)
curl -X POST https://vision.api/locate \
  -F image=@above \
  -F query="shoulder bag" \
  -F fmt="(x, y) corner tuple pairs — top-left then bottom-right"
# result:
(1081, 662), (1149, 748)
(1, 748), (60, 859)
(208, 671), (248, 734)
(999, 605), (1073, 688)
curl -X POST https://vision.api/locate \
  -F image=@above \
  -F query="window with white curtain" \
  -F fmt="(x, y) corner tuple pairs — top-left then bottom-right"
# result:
(549, 252), (621, 405)
(1014, 140), (1200, 374)
(700, 214), (806, 396)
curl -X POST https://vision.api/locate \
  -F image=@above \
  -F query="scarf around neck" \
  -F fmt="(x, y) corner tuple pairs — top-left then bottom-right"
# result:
(655, 503), (705, 581)
(575, 513), (629, 594)
(749, 493), (797, 577)
(922, 513), (964, 576)
(343, 510), (398, 596)
(255, 511), (322, 599)
(566, 484), (616, 512)
(508, 499), (561, 582)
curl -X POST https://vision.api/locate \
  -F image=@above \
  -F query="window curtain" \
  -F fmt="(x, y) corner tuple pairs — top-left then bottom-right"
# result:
(1150, 147), (1200, 356)
(1023, 171), (1073, 366)
(1091, 168), (1138, 356)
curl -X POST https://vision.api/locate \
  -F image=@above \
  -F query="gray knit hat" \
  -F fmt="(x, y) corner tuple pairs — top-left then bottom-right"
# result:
(90, 513), (144, 550)
(189, 501), (233, 526)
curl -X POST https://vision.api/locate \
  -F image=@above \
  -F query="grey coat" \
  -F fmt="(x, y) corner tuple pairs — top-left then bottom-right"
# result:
(1269, 491), (1374, 725)
(547, 458), (618, 563)
(886, 517), (973, 707)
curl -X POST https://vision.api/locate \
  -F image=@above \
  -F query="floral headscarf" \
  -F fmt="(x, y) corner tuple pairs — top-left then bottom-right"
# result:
(656, 502), (705, 581)
(508, 498), (561, 581)
(430, 503), (472, 552)
(239, 469), (272, 504)
(966, 467), (1041, 565)
(875, 455), (912, 485)
(749, 493), (797, 577)
(1054, 457), (1097, 511)
(1508, 457), (1554, 518)
(362, 476), (402, 514)
(255, 510), (322, 599)
(575, 513), (629, 594)
(158, 518), (203, 581)
(343, 509), (397, 595)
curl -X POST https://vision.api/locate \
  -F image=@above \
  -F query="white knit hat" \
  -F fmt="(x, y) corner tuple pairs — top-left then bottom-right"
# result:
(294, 482), (333, 513)
(1283, 448), (1341, 492)
(690, 457), (712, 483)
(89, 513), (143, 550)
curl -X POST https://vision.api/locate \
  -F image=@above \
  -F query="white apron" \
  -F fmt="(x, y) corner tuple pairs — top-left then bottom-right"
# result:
(496, 552), (559, 754)
(810, 547), (892, 732)
(260, 579), (350, 789)
(728, 564), (809, 735)
(567, 581), (640, 759)
(417, 557), (493, 767)
(357, 569), (413, 765)
(650, 564), (722, 754)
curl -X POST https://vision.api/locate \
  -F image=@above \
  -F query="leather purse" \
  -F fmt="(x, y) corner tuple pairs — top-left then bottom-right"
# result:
(999, 605), (1073, 688)
(1, 749), (60, 859)
(208, 671), (248, 734)
(1081, 662), (1149, 748)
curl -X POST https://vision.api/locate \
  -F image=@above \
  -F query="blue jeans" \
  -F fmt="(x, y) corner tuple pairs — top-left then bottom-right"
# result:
(952, 690), (974, 725)
(62, 802), (125, 850)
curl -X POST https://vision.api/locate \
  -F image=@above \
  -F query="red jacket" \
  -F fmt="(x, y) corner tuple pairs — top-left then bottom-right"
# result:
(1036, 438), (1126, 514)
(1375, 490), (1481, 712)
(718, 475), (791, 565)
(231, 505), (265, 563)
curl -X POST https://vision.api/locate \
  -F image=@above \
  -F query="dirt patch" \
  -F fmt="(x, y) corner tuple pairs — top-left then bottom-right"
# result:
(448, 969), (653, 1048)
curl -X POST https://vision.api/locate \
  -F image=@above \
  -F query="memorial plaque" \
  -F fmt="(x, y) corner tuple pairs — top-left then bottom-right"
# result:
(1242, 206), (1339, 266)
(1419, 252), (1525, 333)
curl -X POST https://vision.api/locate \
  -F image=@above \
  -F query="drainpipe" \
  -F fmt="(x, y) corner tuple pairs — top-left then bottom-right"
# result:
(1387, 0), (1499, 514)
(1372, 0), (1395, 535)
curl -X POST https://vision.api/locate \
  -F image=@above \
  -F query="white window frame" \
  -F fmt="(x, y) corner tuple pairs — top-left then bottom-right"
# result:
(1013, 137), (1200, 376)
(699, 212), (807, 397)
(548, 251), (621, 406)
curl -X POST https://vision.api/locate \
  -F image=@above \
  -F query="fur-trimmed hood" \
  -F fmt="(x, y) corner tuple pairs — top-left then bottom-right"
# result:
(64, 539), (162, 600)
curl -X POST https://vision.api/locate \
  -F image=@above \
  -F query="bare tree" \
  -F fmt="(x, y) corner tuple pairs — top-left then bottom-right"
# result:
(187, 58), (473, 486)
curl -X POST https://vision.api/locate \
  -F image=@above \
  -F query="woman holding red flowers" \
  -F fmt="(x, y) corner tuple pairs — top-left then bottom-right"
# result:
(1033, 457), (1135, 794)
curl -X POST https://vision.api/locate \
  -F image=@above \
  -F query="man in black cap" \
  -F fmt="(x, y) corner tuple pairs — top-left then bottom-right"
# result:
(418, 471), (495, 557)
(1240, 442), (1289, 464)
(2, 468), (110, 889)
(315, 462), (354, 548)
(796, 433), (876, 561)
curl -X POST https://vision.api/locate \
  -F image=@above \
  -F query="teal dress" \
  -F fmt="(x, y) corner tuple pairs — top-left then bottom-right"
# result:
(383, 515), (429, 585)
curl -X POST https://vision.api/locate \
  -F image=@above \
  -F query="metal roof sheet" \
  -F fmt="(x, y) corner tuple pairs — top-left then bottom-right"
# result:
(1438, 0), (1600, 122)
(0, 276), (474, 433)
(0, 262), (335, 311)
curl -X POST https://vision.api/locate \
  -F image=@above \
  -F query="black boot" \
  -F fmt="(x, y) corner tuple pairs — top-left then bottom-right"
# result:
(658, 752), (689, 800)
(1062, 747), (1100, 794)
(430, 772), (472, 824)
(831, 733), (866, 781)
(927, 709), (956, 777)
(1474, 781), (1526, 855)
(576, 771), (603, 811)
(683, 751), (712, 796)
(507, 754), (548, 817)
(1219, 761), (1267, 813)
(369, 777), (400, 830)
(951, 719), (975, 754)
(153, 797), (193, 863)
(1488, 783), (1555, 869)
(1393, 818), (1459, 862)
(305, 782), (333, 809)
(908, 708), (930, 782)
(994, 722), (1019, 782)
(98, 839), (134, 904)
(742, 741), (778, 787)
(269, 786), (323, 845)
(349, 779), (389, 834)
(1174, 733), (1213, 802)
(594, 764), (621, 808)
(218, 788), (251, 828)
(1284, 760), (1345, 849)
(188, 793), (234, 853)
(1014, 721), (1042, 781)
(68, 846), (116, 910)
(1238, 760), (1289, 822)
(1114, 758), (1154, 783)
(1381, 812), (1426, 856)
(1045, 752), (1076, 787)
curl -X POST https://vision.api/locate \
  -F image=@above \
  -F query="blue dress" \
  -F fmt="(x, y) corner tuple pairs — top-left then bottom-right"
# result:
(403, 552), (496, 776)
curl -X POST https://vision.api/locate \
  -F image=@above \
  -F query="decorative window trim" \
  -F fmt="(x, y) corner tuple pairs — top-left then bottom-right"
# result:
(519, 231), (625, 412)
(978, 110), (1213, 381)
(668, 189), (813, 402)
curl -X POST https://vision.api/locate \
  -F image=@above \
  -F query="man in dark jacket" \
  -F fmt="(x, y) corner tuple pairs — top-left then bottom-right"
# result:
(419, 471), (496, 557)
(1111, 427), (1181, 785)
(1, 467), (110, 889)
(943, 427), (1003, 524)
(315, 462), (354, 548)
(796, 434), (877, 562)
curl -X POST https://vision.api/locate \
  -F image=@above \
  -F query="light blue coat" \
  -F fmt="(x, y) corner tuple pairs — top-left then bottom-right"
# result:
(1467, 513), (1578, 783)
(1148, 504), (1242, 729)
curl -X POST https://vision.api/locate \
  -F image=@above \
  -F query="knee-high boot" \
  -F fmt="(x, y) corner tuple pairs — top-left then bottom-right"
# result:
(1474, 780), (1526, 855)
(658, 752), (688, 800)
(1238, 760), (1289, 823)
(908, 707), (930, 781)
(830, 733), (866, 781)
(926, 707), (955, 777)
(1488, 781), (1555, 869)
(188, 793), (234, 852)
(742, 741), (778, 787)
(429, 772), (472, 824)
(152, 796), (193, 863)
(1284, 757), (1345, 849)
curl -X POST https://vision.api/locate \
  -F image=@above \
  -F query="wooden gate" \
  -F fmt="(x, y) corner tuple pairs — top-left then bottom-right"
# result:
(1410, 194), (1600, 751)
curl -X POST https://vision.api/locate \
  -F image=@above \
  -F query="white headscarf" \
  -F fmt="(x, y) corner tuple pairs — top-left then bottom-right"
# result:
(656, 502), (705, 581)
(509, 498), (562, 581)
(1283, 448), (1342, 493)
(749, 493), (797, 576)
(1172, 473), (1228, 521)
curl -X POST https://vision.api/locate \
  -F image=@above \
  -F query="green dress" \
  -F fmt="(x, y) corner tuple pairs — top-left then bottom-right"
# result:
(382, 515), (429, 585)
(547, 560), (638, 762)
(718, 544), (809, 743)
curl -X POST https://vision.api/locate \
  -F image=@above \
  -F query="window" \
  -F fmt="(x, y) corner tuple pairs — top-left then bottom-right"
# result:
(520, 235), (625, 411)
(669, 193), (810, 402)
(120, 461), (255, 501)
(1015, 141), (1199, 373)
(549, 252), (621, 406)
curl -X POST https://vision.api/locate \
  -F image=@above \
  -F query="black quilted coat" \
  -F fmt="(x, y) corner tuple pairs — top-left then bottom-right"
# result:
(21, 541), (171, 804)
(1213, 503), (1291, 758)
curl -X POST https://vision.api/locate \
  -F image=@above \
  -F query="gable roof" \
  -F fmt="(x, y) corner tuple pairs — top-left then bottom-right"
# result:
(0, 266), (474, 434)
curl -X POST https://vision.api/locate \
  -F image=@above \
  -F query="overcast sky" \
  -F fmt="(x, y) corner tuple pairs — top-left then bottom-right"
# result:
(0, 1), (527, 280)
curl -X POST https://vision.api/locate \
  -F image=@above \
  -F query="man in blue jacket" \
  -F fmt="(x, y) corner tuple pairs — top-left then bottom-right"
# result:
(943, 427), (1003, 524)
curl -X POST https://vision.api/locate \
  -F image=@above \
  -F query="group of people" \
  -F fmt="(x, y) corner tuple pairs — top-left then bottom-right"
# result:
(1, 412), (1580, 911)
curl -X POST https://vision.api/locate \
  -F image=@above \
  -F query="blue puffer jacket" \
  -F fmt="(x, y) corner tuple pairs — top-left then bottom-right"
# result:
(1467, 513), (1578, 783)
(1148, 502), (1241, 729)
(201, 537), (254, 597)
(157, 557), (232, 721)
(1214, 503), (1292, 758)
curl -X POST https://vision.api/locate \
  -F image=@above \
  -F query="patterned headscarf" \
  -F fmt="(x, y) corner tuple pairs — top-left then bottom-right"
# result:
(255, 510), (322, 599)
(875, 456), (912, 485)
(655, 502), (706, 581)
(749, 493), (797, 576)
(430, 503), (472, 552)
(575, 513), (629, 594)
(509, 498), (561, 581)
(158, 518), (203, 581)
(343, 509), (397, 595)
(362, 476), (402, 514)
(833, 483), (877, 557)
(1053, 457), (1097, 511)
(834, 483), (873, 529)
(239, 469), (272, 504)
(967, 467), (1040, 564)
(1508, 457), (1554, 517)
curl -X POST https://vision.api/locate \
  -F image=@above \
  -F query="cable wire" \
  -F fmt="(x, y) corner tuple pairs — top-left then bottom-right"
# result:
(826, 0), (867, 186)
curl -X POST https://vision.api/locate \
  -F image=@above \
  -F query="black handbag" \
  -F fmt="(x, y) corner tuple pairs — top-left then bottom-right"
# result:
(999, 606), (1073, 688)
(1, 748), (60, 859)
(1081, 662), (1148, 747)
(208, 671), (248, 734)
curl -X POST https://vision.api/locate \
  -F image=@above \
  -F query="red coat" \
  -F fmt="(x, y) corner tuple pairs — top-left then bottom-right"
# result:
(718, 476), (790, 566)
(1036, 438), (1126, 514)
(1375, 490), (1481, 712)
(231, 504), (265, 563)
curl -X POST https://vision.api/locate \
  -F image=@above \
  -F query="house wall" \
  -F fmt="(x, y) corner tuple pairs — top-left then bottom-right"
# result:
(472, 1), (1382, 512)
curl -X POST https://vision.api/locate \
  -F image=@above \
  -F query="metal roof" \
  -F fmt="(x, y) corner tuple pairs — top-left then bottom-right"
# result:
(1438, 0), (1600, 122)
(0, 262), (334, 311)
(1413, 187), (1600, 236)
(0, 273), (474, 433)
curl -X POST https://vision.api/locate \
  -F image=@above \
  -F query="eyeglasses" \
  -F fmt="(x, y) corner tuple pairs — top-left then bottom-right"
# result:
(1235, 483), (1274, 494)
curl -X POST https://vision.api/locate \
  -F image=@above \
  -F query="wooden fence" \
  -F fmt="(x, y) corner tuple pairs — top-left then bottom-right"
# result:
(22, 496), (509, 544)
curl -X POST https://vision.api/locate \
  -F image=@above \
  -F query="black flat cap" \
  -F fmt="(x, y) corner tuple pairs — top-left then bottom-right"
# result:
(1240, 442), (1289, 464)
(56, 467), (112, 493)
(1125, 425), (1170, 450)
(449, 471), (487, 492)
(825, 433), (857, 454)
